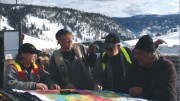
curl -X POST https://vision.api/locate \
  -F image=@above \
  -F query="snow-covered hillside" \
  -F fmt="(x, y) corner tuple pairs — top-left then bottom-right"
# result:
(0, 4), (136, 42)
(1, 13), (179, 55)
(26, 15), (63, 41)
(23, 34), (59, 50)
(0, 16), (13, 30)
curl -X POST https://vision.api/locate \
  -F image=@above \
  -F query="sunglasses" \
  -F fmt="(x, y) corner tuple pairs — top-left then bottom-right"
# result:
(104, 45), (115, 51)
(104, 43), (120, 51)
(105, 47), (114, 51)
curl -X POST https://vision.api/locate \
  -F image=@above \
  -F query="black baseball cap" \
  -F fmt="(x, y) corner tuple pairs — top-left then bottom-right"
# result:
(104, 33), (120, 44)
(18, 43), (42, 54)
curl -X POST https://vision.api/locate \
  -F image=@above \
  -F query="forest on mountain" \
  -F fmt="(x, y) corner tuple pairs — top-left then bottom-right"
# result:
(0, 3), (135, 41)
(113, 14), (179, 37)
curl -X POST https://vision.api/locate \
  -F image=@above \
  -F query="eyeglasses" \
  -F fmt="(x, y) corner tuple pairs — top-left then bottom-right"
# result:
(104, 43), (115, 51)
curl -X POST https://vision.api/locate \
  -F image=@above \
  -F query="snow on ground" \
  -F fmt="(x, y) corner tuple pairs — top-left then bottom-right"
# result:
(23, 15), (64, 53)
(126, 32), (179, 46)
(23, 34), (59, 50)
(125, 31), (180, 55)
(154, 32), (179, 47)
(0, 16), (14, 30)
(26, 15), (63, 41)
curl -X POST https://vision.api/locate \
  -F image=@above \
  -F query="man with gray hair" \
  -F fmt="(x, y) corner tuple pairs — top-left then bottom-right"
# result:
(47, 29), (96, 90)
(124, 35), (177, 101)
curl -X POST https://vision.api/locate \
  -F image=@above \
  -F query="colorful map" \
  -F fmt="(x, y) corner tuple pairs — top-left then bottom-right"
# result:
(14, 89), (147, 101)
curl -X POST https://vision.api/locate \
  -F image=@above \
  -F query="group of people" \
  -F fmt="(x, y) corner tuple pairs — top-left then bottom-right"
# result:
(4, 29), (177, 101)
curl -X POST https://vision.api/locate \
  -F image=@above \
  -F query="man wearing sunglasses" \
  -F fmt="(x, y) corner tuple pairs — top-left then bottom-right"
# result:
(93, 33), (134, 92)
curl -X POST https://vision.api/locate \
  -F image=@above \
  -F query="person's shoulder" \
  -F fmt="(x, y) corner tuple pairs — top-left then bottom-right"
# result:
(35, 63), (43, 69)
(47, 50), (58, 62)
(51, 50), (61, 57)
(6, 63), (18, 73)
(160, 57), (174, 66)
(73, 43), (86, 52)
(121, 47), (132, 52)
(121, 47), (134, 60)
(8, 63), (16, 68)
(158, 57), (176, 71)
(73, 43), (84, 48)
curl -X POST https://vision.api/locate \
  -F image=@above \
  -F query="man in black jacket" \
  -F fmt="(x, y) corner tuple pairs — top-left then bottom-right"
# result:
(123, 35), (177, 101)
(93, 33), (134, 92)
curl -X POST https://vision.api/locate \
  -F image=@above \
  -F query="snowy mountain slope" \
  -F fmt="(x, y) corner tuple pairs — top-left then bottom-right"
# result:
(113, 14), (179, 38)
(1, 14), (179, 55)
(26, 15), (63, 41)
(0, 16), (13, 30)
(0, 3), (136, 42)
(23, 34), (58, 50)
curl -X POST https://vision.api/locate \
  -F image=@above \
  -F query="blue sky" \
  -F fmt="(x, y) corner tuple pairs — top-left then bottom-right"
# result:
(1, 0), (179, 17)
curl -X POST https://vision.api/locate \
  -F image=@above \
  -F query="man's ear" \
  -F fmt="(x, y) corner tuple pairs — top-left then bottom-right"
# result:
(117, 44), (121, 49)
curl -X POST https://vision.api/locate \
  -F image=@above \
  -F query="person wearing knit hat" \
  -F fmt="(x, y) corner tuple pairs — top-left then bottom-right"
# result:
(47, 29), (96, 90)
(134, 35), (157, 67)
(135, 35), (156, 52)
(125, 35), (177, 101)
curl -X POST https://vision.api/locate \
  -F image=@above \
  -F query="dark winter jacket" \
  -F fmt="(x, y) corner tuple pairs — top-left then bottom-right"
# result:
(93, 47), (134, 92)
(123, 57), (177, 101)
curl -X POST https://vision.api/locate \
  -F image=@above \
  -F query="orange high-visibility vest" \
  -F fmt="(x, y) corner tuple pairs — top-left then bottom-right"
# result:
(12, 63), (39, 80)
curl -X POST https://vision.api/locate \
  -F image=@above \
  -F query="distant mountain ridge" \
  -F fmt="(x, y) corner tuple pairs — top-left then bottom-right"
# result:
(0, 3), (135, 41)
(112, 14), (179, 37)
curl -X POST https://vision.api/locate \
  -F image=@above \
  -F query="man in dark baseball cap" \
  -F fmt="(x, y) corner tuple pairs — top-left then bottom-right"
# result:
(134, 35), (156, 52)
(103, 33), (121, 52)
(94, 33), (134, 92)
(4, 43), (60, 90)
(104, 33), (120, 44)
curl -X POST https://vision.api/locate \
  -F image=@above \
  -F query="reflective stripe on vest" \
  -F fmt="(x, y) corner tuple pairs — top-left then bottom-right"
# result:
(12, 63), (39, 80)
(32, 64), (38, 75)
(102, 47), (132, 72)
(13, 63), (25, 80)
